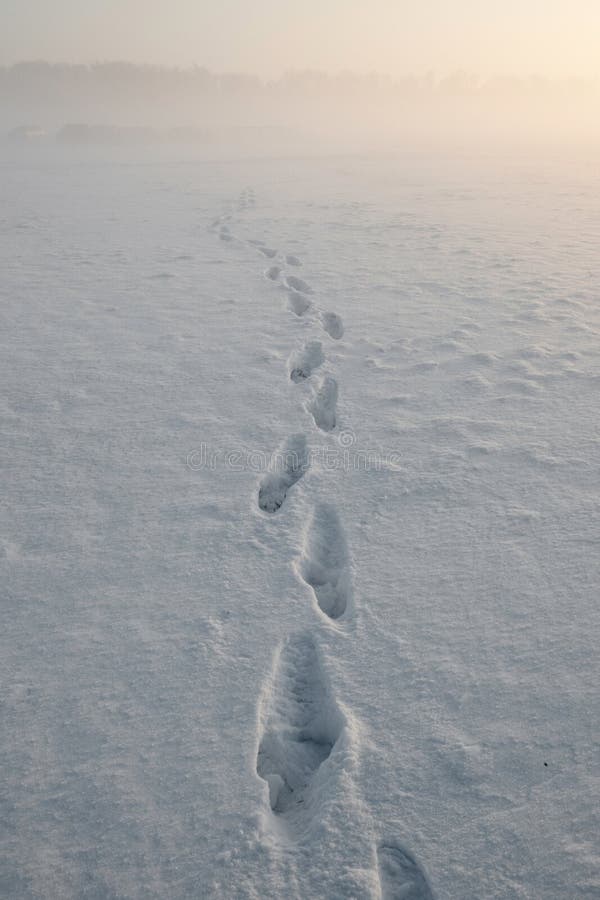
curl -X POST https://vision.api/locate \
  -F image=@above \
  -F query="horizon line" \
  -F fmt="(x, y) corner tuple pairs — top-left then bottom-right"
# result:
(2, 59), (599, 87)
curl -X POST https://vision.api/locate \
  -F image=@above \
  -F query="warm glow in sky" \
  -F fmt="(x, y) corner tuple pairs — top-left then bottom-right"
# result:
(2, 0), (600, 78)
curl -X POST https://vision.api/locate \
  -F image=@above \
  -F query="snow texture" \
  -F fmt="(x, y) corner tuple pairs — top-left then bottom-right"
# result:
(1, 148), (599, 899)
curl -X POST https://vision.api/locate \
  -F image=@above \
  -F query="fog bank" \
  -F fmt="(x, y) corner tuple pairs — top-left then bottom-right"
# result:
(3, 63), (600, 153)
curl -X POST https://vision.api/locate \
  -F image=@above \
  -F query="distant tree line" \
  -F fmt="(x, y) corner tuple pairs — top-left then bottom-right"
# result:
(1, 61), (597, 102)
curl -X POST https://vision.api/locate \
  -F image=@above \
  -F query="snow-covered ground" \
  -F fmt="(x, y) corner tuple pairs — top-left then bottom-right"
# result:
(1, 148), (599, 898)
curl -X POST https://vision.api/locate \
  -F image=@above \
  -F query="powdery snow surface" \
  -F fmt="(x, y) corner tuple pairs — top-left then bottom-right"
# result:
(1, 148), (600, 899)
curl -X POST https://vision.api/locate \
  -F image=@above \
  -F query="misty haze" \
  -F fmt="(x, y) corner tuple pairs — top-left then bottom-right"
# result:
(3, 61), (600, 151)
(2, 3), (600, 899)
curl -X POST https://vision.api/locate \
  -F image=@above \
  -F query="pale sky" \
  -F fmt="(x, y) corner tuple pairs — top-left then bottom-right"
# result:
(2, 0), (600, 79)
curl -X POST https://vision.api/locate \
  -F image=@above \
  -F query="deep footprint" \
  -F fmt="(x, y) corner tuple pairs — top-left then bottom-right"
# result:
(309, 376), (338, 432)
(297, 503), (350, 620)
(321, 311), (344, 340)
(287, 291), (311, 317)
(377, 845), (435, 900)
(259, 246), (278, 259)
(284, 275), (312, 294)
(289, 341), (325, 383)
(258, 434), (309, 513)
(265, 265), (282, 281)
(256, 632), (344, 821)
(286, 255), (302, 266)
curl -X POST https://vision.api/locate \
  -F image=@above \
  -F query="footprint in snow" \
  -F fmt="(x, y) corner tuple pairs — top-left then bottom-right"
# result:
(284, 275), (312, 294)
(256, 632), (344, 825)
(308, 376), (338, 432)
(288, 341), (325, 382)
(296, 503), (351, 620)
(258, 246), (278, 259)
(320, 311), (344, 340)
(377, 845), (435, 899)
(257, 434), (309, 513)
(265, 265), (281, 281)
(286, 255), (302, 266)
(287, 291), (311, 317)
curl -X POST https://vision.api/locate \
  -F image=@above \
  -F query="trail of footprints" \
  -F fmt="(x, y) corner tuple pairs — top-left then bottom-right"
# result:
(209, 193), (344, 344)
(209, 192), (434, 897)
